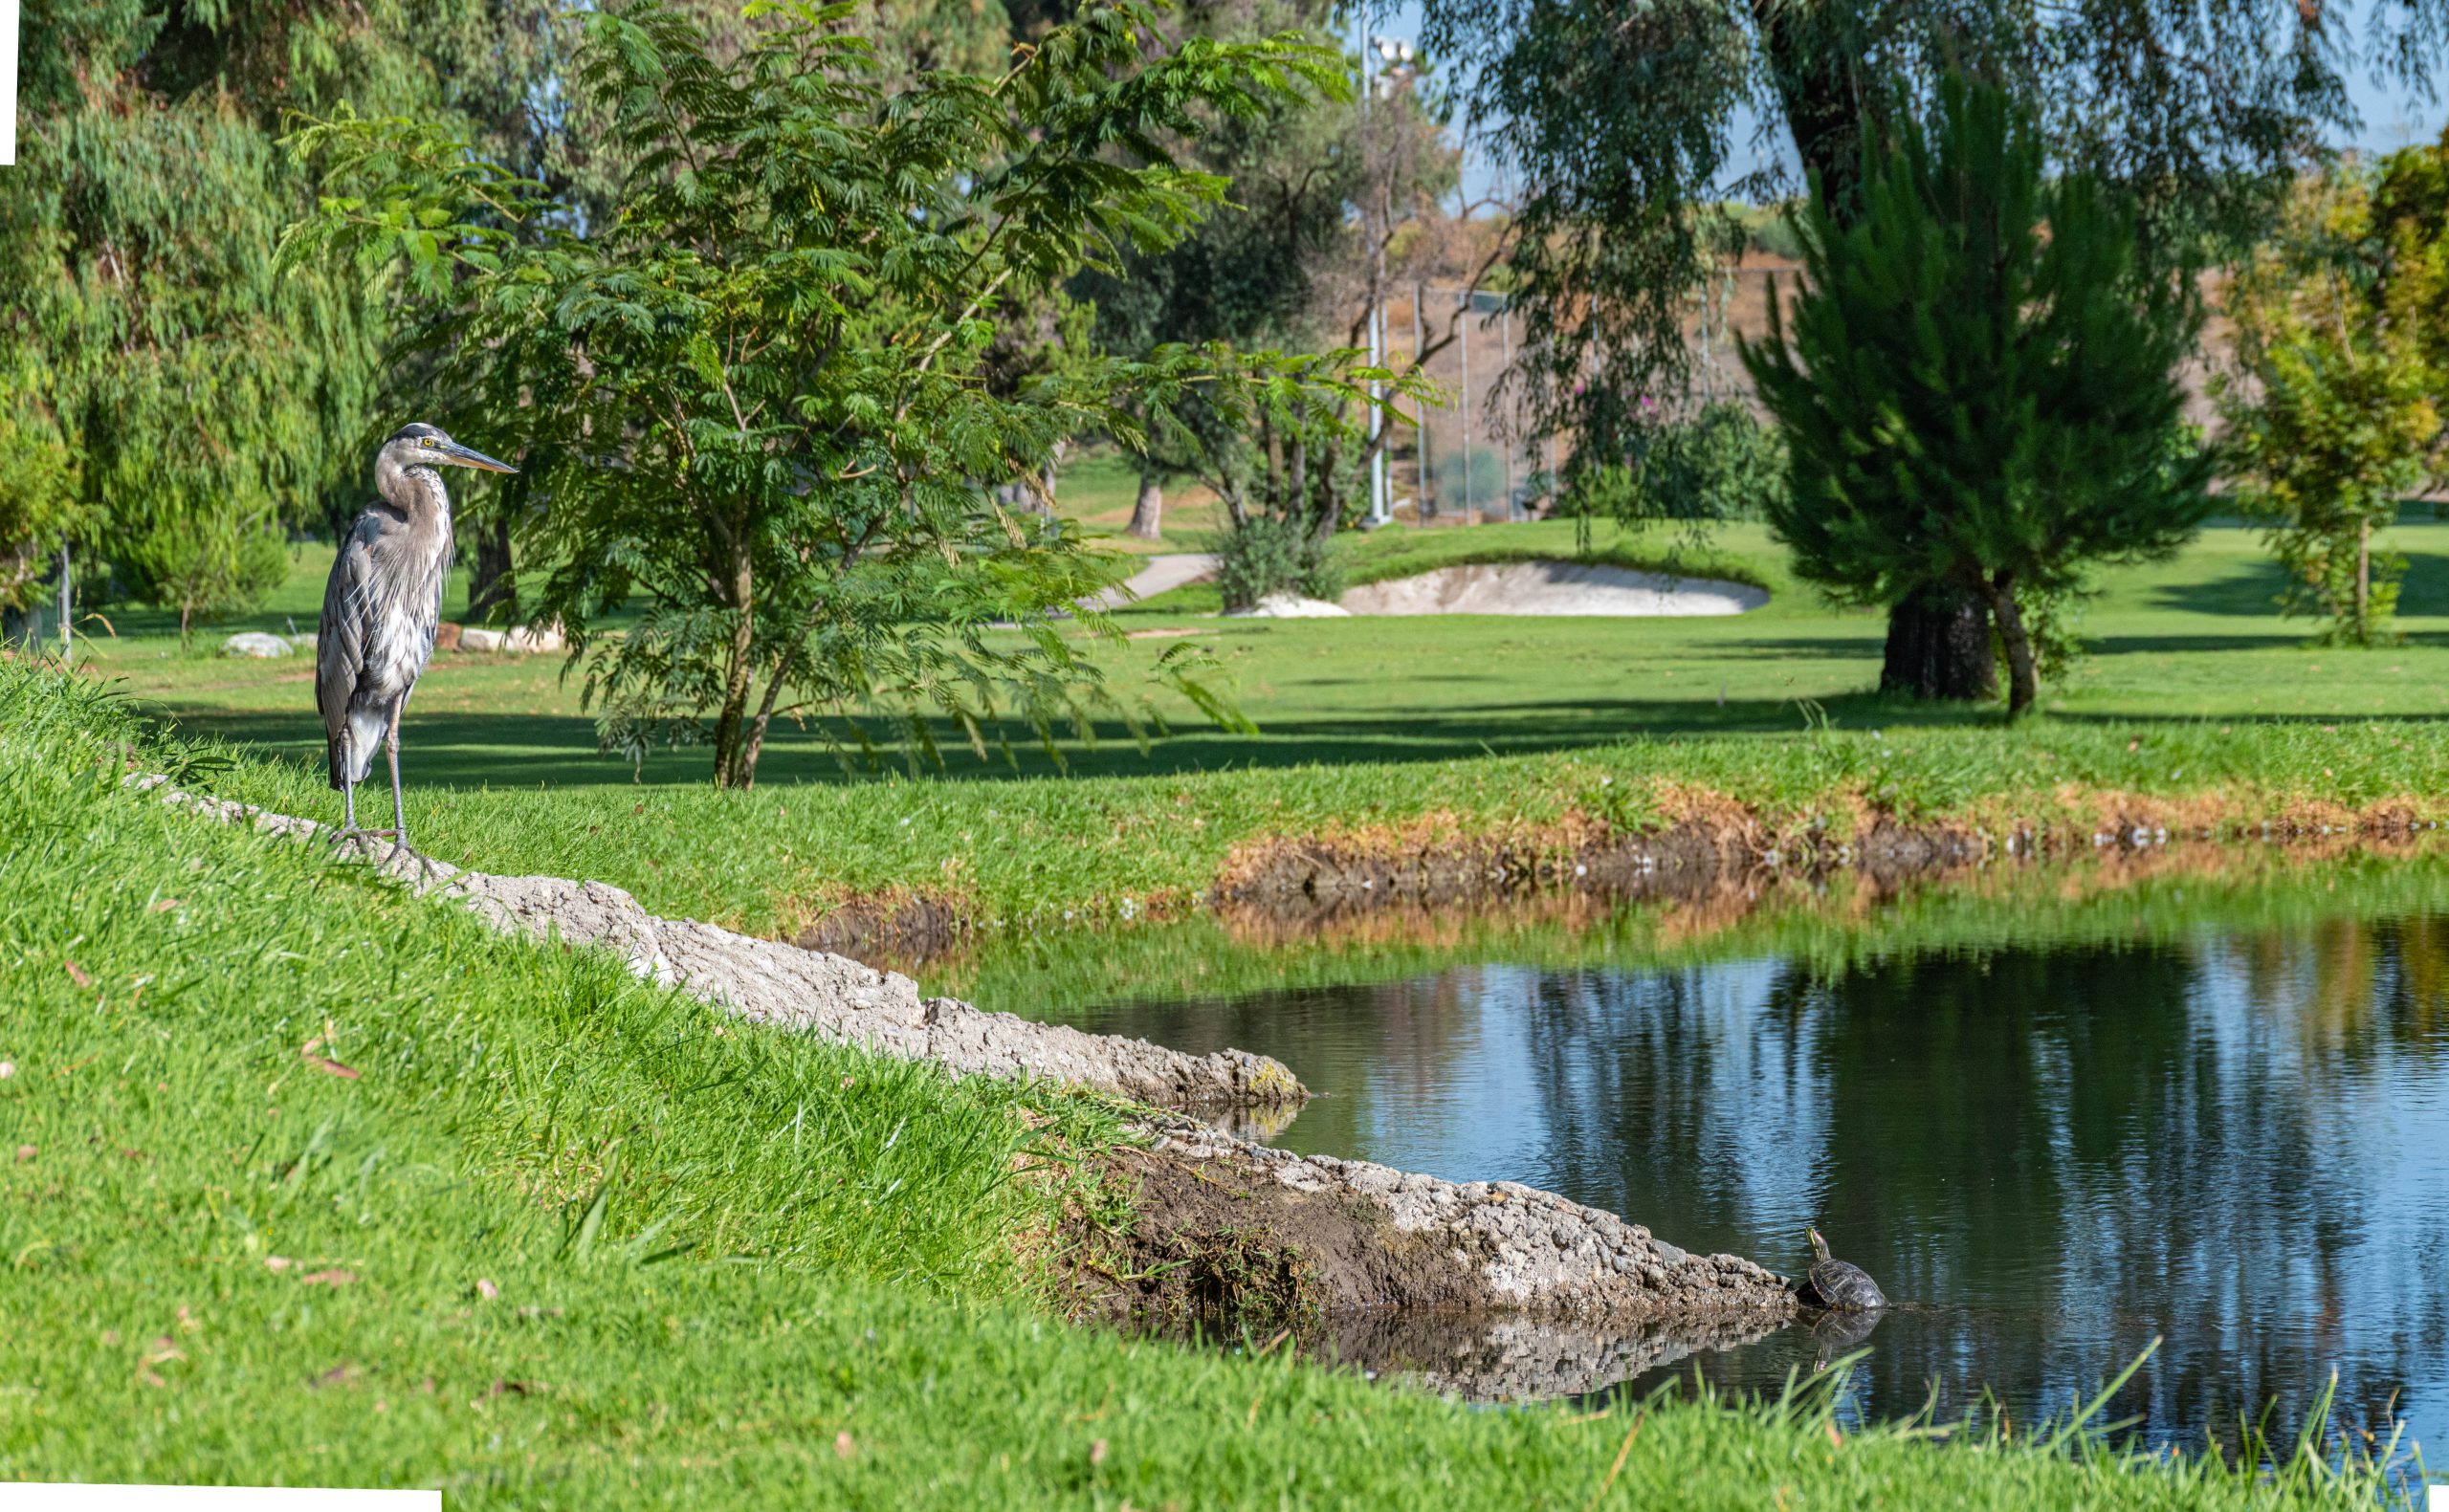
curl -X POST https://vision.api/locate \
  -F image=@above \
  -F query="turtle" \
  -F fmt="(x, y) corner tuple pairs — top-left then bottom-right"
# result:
(1798, 1227), (1886, 1312)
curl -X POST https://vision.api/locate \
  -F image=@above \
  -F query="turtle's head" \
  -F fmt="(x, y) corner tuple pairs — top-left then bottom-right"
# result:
(1807, 1227), (1831, 1262)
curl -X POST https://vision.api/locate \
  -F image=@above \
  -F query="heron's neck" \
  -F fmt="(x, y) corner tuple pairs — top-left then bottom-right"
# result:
(376, 456), (452, 520)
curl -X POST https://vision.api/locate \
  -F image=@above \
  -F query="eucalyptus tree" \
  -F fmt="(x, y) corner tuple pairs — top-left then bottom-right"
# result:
(1419, 0), (2433, 699)
(289, 0), (1357, 788)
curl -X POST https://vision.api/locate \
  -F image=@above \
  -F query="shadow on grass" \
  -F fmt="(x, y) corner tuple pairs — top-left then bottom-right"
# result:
(2150, 549), (2449, 621)
(160, 686), (2023, 794)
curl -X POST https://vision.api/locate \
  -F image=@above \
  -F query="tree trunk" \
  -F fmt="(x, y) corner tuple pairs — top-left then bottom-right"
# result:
(736, 667), (786, 791)
(1881, 582), (1997, 701)
(712, 550), (756, 789)
(2355, 517), (2371, 644)
(1750, 0), (1865, 218)
(1127, 470), (1163, 540)
(1984, 575), (2038, 718)
(468, 512), (516, 624)
(1036, 438), (1067, 517)
(1312, 435), (1343, 547)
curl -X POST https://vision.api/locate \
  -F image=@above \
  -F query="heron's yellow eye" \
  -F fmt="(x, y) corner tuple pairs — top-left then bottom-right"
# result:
(422, 437), (438, 448)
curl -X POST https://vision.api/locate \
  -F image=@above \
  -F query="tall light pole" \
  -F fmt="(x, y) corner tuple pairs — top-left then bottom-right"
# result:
(1361, 31), (1417, 528)
(1357, 8), (1385, 526)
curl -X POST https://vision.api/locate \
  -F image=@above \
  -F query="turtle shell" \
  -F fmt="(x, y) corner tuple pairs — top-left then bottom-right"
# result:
(1805, 1258), (1886, 1311)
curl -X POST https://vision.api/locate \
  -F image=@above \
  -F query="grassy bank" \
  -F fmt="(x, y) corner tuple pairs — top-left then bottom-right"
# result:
(144, 706), (2449, 941)
(50, 515), (2449, 941)
(0, 663), (2422, 1506)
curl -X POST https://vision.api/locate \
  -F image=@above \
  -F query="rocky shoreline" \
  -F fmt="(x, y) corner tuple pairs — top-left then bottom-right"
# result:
(1075, 1111), (1797, 1328)
(139, 775), (1802, 1352)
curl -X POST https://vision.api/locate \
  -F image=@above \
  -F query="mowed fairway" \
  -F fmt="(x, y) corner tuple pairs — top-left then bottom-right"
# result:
(83, 518), (2449, 786)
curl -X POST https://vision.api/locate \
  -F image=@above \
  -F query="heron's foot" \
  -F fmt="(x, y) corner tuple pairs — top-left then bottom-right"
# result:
(370, 836), (455, 889)
(324, 824), (401, 857)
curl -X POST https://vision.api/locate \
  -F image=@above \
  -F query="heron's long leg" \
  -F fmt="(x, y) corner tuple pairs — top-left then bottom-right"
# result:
(386, 693), (410, 851)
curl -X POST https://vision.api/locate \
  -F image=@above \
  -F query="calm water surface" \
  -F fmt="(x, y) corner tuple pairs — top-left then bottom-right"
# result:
(969, 899), (2449, 1452)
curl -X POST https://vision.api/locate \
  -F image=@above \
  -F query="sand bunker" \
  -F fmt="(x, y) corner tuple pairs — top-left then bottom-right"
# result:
(1223, 592), (1350, 619)
(1340, 560), (1767, 617)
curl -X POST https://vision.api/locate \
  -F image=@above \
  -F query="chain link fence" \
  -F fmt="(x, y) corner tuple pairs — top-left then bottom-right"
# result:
(1373, 264), (1811, 525)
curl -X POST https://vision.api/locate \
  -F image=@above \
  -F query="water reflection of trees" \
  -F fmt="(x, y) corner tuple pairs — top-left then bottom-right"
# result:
(1502, 920), (2449, 1449)
(1074, 910), (2449, 1448)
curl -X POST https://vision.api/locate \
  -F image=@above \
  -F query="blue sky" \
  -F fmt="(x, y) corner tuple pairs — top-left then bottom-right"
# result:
(1364, 0), (2449, 206)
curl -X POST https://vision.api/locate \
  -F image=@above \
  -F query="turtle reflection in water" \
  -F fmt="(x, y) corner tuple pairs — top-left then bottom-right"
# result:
(1807, 1304), (1885, 1369)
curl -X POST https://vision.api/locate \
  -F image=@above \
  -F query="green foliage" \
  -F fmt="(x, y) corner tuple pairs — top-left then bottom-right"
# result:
(1207, 515), (1343, 609)
(1723, 200), (1807, 261)
(1560, 400), (1786, 523)
(1743, 78), (2214, 717)
(1422, 0), (2436, 495)
(0, 401), (80, 613)
(1433, 445), (1511, 515)
(288, 0), (1349, 789)
(1070, 0), (1457, 512)
(0, 0), (580, 625)
(1997, 581), (2089, 691)
(2218, 166), (2442, 646)
(109, 502), (291, 646)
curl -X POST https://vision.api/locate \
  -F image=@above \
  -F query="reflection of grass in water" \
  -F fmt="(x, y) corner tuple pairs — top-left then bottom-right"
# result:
(919, 845), (2449, 1016)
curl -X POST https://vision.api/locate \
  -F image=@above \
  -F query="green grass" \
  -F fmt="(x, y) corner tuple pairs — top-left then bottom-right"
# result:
(53, 516), (2449, 938)
(0, 664), (2425, 1507)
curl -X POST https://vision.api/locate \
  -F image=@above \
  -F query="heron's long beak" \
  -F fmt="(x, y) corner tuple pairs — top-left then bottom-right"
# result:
(439, 440), (518, 474)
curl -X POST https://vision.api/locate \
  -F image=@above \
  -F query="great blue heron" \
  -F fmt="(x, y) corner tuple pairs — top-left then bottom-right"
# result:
(318, 422), (517, 854)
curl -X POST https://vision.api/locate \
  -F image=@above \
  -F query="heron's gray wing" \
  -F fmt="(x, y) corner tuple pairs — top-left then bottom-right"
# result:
(317, 524), (372, 749)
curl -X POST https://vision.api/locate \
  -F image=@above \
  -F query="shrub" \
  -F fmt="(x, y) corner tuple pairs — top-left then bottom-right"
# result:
(1209, 515), (1342, 609)
(2218, 164), (2439, 646)
(1559, 400), (1786, 522)
(110, 500), (289, 645)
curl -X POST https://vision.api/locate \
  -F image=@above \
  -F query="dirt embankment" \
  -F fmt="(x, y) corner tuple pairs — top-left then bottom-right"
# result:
(1058, 1114), (1798, 1348)
(811, 788), (2448, 964)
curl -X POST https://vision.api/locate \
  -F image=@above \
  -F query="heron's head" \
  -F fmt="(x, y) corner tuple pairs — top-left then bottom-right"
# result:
(1807, 1227), (1831, 1263)
(382, 422), (518, 476)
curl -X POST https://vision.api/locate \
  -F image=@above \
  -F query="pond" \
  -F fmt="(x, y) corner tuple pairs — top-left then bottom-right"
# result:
(924, 853), (2449, 1456)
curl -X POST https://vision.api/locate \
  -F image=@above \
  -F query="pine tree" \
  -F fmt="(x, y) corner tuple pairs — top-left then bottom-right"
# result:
(1743, 78), (2214, 718)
